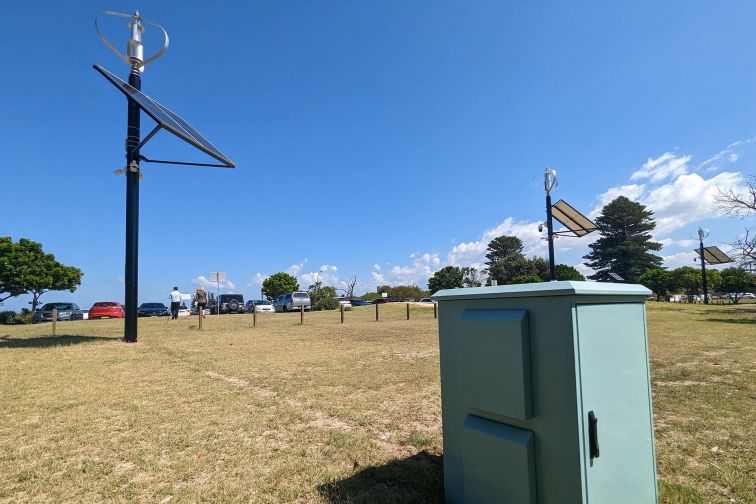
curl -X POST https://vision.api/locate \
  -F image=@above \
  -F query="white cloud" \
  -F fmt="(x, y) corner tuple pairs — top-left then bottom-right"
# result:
(591, 184), (645, 217)
(631, 152), (691, 183)
(287, 259), (308, 276)
(192, 275), (236, 291)
(371, 271), (385, 283)
(642, 171), (741, 236)
(246, 272), (268, 288)
(661, 251), (696, 269)
(373, 264), (381, 271)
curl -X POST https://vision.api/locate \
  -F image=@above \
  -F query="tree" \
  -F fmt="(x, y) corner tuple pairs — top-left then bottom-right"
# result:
(554, 264), (586, 281)
(339, 275), (358, 299)
(428, 266), (464, 294)
(638, 268), (672, 301)
(485, 236), (524, 267)
(0, 237), (83, 312)
(716, 175), (756, 266)
(461, 266), (485, 287)
(510, 274), (543, 284)
(671, 267), (701, 301)
(261, 272), (299, 301)
(488, 255), (549, 284)
(718, 267), (756, 304)
(583, 196), (663, 283)
(388, 285), (427, 301)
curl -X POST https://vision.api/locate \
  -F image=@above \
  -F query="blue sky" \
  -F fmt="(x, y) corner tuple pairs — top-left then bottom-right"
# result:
(2, 1), (755, 310)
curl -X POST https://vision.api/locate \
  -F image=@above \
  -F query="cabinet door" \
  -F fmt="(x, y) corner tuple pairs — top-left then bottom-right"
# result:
(576, 303), (657, 503)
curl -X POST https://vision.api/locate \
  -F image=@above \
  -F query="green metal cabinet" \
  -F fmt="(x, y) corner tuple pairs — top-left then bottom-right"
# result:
(433, 281), (658, 504)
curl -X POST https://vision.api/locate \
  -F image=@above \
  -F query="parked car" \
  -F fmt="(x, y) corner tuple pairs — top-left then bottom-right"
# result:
(338, 299), (352, 309)
(89, 301), (124, 319)
(418, 298), (436, 305)
(372, 297), (397, 304)
(273, 292), (312, 312)
(349, 299), (372, 307)
(245, 299), (275, 313)
(177, 304), (191, 317)
(32, 302), (84, 323)
(217, 294), (246, 314)
(137, 303), (170, 317)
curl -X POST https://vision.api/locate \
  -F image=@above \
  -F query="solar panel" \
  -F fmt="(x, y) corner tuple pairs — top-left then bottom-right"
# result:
(551, 199), (597, 237)
(608, 272), (624, 282)
(694, 246), (733, 265)
(94, 65), (235, 168)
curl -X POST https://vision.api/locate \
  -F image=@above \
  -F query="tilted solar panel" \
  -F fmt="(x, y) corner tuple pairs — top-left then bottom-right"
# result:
(94, 65), (235, 168)
(551, 199), (598, 237)
(695, 246), (733, 265)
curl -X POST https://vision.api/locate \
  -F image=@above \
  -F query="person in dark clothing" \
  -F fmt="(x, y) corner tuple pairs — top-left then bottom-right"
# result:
(193, 286), (208, 318)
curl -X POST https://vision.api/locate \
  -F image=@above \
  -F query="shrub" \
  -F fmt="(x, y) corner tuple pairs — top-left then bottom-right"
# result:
(313, 297), (339, 311)
(0, 310), (31, 325)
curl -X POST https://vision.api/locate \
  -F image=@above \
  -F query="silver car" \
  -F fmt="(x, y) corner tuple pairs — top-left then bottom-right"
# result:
(273, 292), (312, 312)
(32, 302), (84, 323)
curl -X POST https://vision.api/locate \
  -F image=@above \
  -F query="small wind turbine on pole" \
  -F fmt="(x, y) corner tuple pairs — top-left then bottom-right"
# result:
(94, 11), (235, 342)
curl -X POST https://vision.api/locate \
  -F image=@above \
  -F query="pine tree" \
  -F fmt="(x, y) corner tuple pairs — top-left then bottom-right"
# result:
(583, 196), (663, 283)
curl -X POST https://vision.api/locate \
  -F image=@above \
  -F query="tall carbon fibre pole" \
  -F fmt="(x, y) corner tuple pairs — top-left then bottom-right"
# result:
(698, 228), (709, 305)
(544, 168), (558, 281)
(124, 64), (141, 342)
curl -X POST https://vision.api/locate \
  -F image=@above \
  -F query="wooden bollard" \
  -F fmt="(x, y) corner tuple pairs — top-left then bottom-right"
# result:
(406, 302), (410, 320)
(300, 304), (304, 324)
(375, 303), (379, 321)
(433, 302), (438, 319)
(253, 306), (257, 327)
(340, 304), (344, 323)
(52, 308), (57, 336)
(198, 307), (203, 330)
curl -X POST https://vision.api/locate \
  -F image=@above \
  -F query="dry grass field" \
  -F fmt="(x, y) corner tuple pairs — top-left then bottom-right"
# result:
(0, 302), (753, 503)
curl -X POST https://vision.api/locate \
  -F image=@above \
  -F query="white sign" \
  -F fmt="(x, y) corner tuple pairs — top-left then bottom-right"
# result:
(210, 272), (226, 283)
(382, 292), (388, 298)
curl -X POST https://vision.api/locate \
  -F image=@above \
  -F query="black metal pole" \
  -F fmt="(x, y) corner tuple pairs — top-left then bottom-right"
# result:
(124, 67), (141, 343)
(546, 193), (556, 281)
(699, 240), (708, 305)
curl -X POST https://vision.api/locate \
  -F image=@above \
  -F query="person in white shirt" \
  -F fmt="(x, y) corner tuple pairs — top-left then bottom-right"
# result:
(169, 287), (182, 320)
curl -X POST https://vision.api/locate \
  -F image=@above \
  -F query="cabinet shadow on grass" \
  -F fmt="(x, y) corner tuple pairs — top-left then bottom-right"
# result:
(318, 451), (444, 504)
(0, 334), (117, 348)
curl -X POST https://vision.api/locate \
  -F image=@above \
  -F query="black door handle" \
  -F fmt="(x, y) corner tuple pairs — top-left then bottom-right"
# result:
(588, 410), (600, 460)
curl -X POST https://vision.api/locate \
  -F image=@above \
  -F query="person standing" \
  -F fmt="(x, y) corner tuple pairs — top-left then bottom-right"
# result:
(193, 286), (208, 319)
(169, 287), (182, 320)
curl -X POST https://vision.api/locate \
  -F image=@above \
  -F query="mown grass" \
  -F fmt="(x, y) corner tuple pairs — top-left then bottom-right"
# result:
(0, 302), (753, 503)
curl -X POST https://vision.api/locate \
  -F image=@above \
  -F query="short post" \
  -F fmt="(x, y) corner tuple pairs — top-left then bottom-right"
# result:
(253, 307), (257, 327)
(406, 302), (410, 320)
(52, 308), (57, 336)
(340, 304), (344, 324)
(198, 307), (203, 330)
(300, 304), (304, 324)
(434, 302), (438, 319)
(375, 303), (379, 322)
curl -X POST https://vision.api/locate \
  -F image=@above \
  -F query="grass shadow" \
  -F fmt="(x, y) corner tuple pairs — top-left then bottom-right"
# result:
(704, 317), (756, 325)
(0, 334), (117, 348)
(318, 451), (443, 504)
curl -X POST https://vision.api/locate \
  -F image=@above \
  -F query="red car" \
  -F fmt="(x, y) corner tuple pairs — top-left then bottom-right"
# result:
(89, 301), (124, 319)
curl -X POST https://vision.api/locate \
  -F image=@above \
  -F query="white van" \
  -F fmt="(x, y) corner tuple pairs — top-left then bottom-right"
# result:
(273, 291), (312, 312)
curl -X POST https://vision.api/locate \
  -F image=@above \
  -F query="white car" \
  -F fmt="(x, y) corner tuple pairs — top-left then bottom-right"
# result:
(247, 300), (275, 313)
(177, 305), (191, 317)
(338, 299), (352, 309)
(418, 298), (437, 305)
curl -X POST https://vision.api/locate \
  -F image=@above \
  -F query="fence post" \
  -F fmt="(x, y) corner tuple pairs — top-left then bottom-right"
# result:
(52, 308), (57, 336)
(340, 304), (344, 324)
(375, 303), (379, 322)
(300, 304), (304, 324)
(434, 302), (438, 319)
(253, 307), (256, 327)
(406, 302), (410, 320)
(198, 307), (203, 330)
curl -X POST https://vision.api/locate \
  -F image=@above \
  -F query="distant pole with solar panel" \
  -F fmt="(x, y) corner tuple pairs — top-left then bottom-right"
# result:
(693, 229), (733, 305)
(540, 168), (597, 280)
(94, 11), (235, 343)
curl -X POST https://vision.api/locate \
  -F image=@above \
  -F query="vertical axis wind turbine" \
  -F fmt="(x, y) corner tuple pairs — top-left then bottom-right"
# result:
(94, 11), (235, 342)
